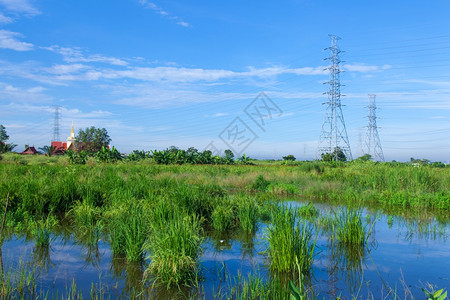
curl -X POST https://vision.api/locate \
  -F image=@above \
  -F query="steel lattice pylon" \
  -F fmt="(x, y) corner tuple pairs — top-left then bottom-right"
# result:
(317, 34), (353, 161)
(52, 105), (61, 141)
(364, 94), (384, 161)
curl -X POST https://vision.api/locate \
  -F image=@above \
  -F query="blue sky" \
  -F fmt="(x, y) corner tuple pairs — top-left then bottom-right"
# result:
(0, 0), (449, 162)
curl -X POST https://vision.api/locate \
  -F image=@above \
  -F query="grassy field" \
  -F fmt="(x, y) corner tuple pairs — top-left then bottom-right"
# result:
(0, 153), (448, 298)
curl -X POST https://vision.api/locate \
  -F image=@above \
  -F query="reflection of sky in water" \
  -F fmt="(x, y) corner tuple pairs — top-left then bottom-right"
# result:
(312, 210), (450, 299)
(1, 206), (449, 299)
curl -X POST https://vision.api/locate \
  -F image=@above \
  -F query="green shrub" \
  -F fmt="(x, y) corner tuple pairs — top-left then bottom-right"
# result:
(66, 150), (88, 165)
(251, 175), (270, 192)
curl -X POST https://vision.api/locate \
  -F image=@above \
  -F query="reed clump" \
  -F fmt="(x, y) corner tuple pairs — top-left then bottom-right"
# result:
(32, 216), (57, 247)
(212, 199), (236, 231)
(236, 195), (259, 232)
(331, 208), (370, 247)
(267, 206), (316, 273)
(107, 200), (148, 262)
(145, 204), (203, 287)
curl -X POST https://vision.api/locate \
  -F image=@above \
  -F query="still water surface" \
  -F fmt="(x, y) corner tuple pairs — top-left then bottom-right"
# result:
(1, 203), (449, 299)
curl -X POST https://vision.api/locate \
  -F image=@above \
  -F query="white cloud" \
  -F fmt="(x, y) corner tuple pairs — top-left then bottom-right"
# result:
(177, 21), (190, 27)
(0, 12), (13, 23)
(33, 65), (327, 83)
(213, 112), (228, 117)
(44, 64), (89, 75)
(0, 82), (50, 102)
(0, 0), (40, 16)
(43, 45), (128, 66)
(0, 30), (33, 51)
(344, 64), (391, 72)
(139, 0), (191, 27)
(245, 66), (326, 77)
(111, 83), (249, 108)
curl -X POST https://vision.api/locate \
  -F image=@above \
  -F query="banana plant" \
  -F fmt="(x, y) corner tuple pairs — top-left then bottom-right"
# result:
(422, 288), (447, 300)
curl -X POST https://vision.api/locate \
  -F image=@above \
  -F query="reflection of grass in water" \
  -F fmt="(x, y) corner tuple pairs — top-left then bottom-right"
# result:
(326, 208), (374, 296)
(31, 245), (53, 274)
(69, 200), (104, 267)
(77, 227), (102, 268)
(404, 219), (449, 241)
(109, 253), (148, 298)
(31, 216), (57, 248)
(218, 264), (313, 300)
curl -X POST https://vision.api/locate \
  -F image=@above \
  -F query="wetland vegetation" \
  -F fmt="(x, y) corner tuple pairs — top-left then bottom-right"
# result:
(0, 153), (448, 299)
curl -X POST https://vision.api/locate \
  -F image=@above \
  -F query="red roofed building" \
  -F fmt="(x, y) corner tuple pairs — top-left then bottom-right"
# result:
(51, 122), (77, 154)
(20, 146), (38, 155)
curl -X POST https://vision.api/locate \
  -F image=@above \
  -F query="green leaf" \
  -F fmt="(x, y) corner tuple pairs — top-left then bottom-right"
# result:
(437, 290), (447, 300)
(289, 280), (301, 300)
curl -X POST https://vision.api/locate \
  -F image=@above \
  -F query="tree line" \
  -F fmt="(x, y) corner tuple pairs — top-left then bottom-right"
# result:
(1, 125), (447, 167)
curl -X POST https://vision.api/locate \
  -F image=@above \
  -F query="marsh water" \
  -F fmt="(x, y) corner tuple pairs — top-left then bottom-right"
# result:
(2, 202), (449, 299)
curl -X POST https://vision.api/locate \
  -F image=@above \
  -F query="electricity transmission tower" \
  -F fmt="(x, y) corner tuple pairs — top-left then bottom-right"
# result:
(52, 105), (61, 141)
(364, 94), (384, 161)
(317, 34), (353, 161)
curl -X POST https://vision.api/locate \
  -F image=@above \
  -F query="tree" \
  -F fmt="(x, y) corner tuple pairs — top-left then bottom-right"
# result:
(39, 145), (57, 156)
(76, 127), (111, 153)
(0, 125), (16, 153)
(410, 157), (430, 165)
(0, 125), (9, 143)
(282, 154), (296, 161)
(95, 146), (123, 163)
(224, 149), (235, 164)
(321, 147), (346, 162)
(355, 154), (372, 162)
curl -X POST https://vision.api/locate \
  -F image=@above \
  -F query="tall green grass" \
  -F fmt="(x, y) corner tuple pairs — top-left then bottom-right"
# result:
(212, 200), (236, 231)
(267, 206), (316, 273)
(326, 207), (373, 290)
(145, 204), (203, 287)
(107, 201), (148, 262)
(236, 195), (259, 232)
(331, 208), (370, 247)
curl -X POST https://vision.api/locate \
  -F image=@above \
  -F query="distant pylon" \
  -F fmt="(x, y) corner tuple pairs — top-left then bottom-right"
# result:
(52, 105), (61, 141)
(364, 94), (384, 161)
(317, 34), (353, 161)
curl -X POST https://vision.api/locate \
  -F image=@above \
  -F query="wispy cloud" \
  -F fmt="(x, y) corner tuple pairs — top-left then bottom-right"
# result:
(204, 112), (229, 118)
(0, 12), (13, 24)
(43, 45), (128, 66)
(0, 82), (49, 103)
(0, 55), (394, 88)
(43, 64), (89, 75)
(33, 65), (326, 83)
(111, 83), (249, 109)
(0, 30), (33, 51)
(213, 112), (228, 117)
(0, 0), (40, 16)
(139, 0), (191, 27)
(344, 64), (391, 72)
